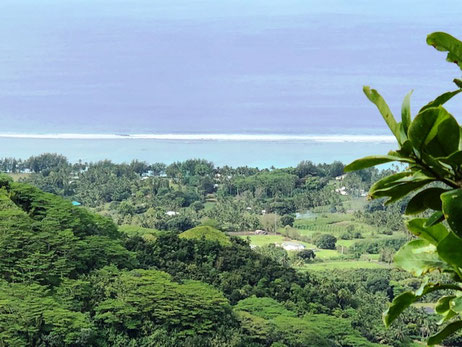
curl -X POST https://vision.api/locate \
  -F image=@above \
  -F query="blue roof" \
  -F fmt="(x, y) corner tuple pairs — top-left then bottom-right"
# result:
(71, 201), (81, 206)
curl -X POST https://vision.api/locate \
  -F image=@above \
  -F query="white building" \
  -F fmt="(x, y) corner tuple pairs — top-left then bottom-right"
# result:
(281, 242), (306, 251)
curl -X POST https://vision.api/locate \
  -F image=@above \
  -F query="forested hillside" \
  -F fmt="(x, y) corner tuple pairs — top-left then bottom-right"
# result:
(0, 156), (459, 346)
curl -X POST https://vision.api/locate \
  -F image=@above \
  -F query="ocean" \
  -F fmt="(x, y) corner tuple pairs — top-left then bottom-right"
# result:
(1, 1), (461, 166)
(1, 134), (396, 167)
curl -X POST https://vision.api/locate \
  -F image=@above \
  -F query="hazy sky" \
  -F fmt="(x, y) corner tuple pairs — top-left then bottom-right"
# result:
(1, 0), (461, 134)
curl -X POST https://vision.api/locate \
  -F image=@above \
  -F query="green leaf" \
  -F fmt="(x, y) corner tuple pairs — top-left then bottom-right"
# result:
(450, 296), (462, 313)
(398, 122), (408, 145)
(383, 292), (416, 328)
(419, 89), (462, 112)
(437, 232), (462, 267)
(401, 90), (413, 133)
(434, 295), (457, 324)
(370, 172), (412, 191)
(425, 211), (445, 227)
(369, 171), (433, 204)
(427, 32), (462, 71)
(454, 78), (462, 88)
(408, 106), (460, 157)
(363, 86), (400, 141)
(440, 150), (462, 167)
(396, 140), (413, 157)
(344, 155), (411, 172)
(405, 188), (447, 215)
(441, 189), (462, 237)
(428, 321), (462, 346)
(436, 295), (456, 314)
(406, 218), (449, 245)
(394, 239), (446, 276)
(460, 126), (462, 150)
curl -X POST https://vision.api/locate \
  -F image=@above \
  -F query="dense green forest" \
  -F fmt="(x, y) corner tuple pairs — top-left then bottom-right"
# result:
(1, 154), (459, 346)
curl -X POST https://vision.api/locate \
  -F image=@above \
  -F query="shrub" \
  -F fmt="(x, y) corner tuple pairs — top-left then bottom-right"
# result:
(280, 214), (295, 227)
(340, 232), (352, 240)
(179, 225), (231, 246)
(297, 249), (316, 262)
(314, 234), (337, 250)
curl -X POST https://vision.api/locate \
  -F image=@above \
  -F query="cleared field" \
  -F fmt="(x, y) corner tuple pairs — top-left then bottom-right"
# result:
(294, 212), (377, 238)
(6, 172), (31, 181)
(314, 249), (341, 259)
(336, 239), (356, 247)
(298, 260), (389, 271)
(239, 234), (344, 260)
(241, 197), (402, 270)
(342, 197), (368, 211)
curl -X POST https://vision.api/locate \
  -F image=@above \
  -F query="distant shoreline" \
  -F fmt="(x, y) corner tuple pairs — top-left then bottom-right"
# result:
(0, 133), (395, 143)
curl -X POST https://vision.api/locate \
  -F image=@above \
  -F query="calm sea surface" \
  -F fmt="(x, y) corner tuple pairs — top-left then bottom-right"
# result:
(2, 137), (395, 168)
(0, 1), (461, 166)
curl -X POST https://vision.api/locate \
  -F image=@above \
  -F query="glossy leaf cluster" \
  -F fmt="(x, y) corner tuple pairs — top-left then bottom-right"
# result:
(346, 32), (462, 345)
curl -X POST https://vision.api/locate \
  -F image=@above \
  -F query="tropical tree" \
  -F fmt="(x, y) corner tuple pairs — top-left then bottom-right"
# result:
(345, 32), (462, 345)
(315, 234), (337, 250)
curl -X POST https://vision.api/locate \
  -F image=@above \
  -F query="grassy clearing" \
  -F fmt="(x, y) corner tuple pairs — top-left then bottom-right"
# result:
(336, 239), (356, 247)
(7, 173), (31, 181)
(243, 197), (403, 270)
(360, 254), (381, 261)
(240, 234), (342, 260)
(294, 212), (377, 238)
(342, 197), (368, 211)
(314, 249), (341, 259)
(298, 260), (389, 271)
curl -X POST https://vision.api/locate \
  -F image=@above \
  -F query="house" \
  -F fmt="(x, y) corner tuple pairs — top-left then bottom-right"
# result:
(281, 242), (305, 251)
(71, 201), (81, 206)
(335, 186), (348, 196)
(166, 211), (178, 216)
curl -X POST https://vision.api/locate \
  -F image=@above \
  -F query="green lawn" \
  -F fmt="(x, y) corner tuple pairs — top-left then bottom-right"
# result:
(360, 253), (381, 261)
(314, 249), (341, 259)
(336, 239), (356, 247)
(297, 260), (389, 271)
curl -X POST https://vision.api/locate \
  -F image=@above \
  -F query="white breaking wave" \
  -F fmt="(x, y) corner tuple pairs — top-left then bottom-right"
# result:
(0, 133), (396, 143)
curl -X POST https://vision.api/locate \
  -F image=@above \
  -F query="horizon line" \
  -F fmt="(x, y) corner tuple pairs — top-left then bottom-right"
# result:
(0, 133), (396, 143)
